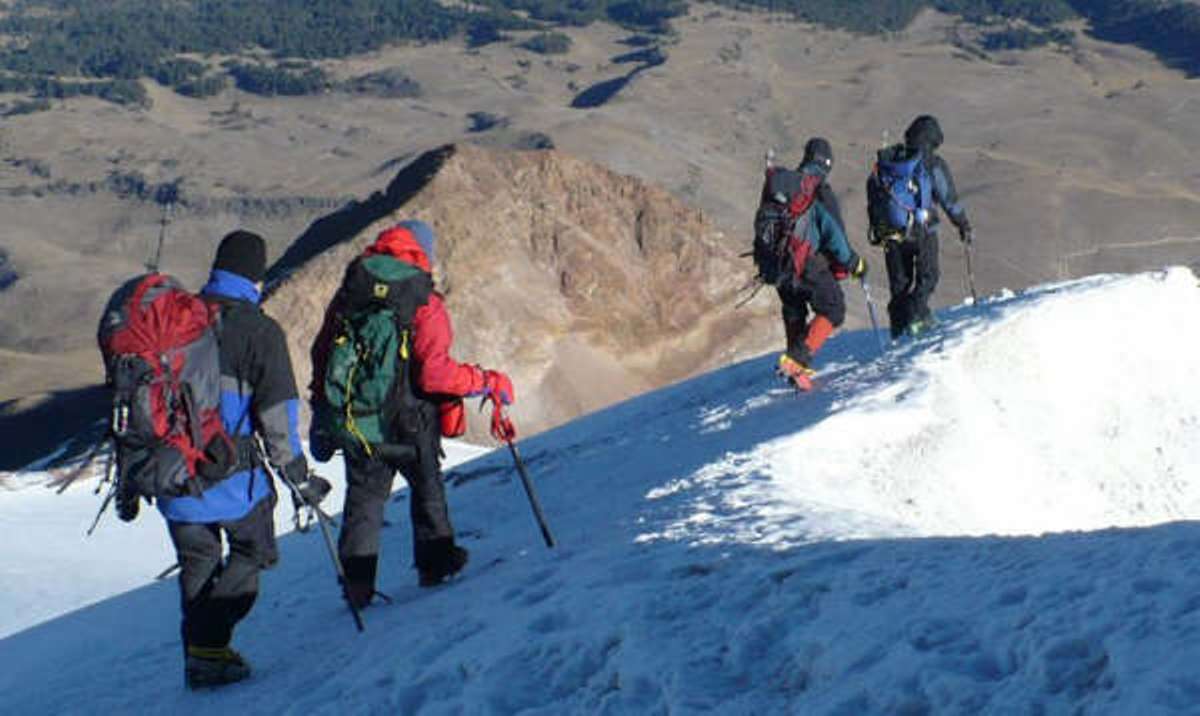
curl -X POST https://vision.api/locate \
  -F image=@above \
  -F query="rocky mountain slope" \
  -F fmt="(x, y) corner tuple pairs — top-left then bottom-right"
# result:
(264, 143), (770, 440)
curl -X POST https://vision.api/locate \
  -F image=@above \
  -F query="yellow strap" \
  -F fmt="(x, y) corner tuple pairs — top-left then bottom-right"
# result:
(343, 358), (373, 457)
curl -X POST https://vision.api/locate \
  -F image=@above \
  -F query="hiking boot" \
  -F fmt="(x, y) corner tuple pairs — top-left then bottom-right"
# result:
(777, 353), (815, 391)
(185, 645), (251, 690)
(418, 545), (470, 587)
(908, 317), (937, 336)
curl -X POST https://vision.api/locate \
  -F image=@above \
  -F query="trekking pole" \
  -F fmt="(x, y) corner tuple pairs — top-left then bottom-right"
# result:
(254, 434), (365, 633)
(156, 562), (181, 580)
(734, 277), (765, 309)
(146, 183), (178, 273)
(506, 439), (555, 548)
(860, 277), (886, 355)
(488, 401), (555, 548)
(963, 239), (979, 305)
(85, 449), (118, 537)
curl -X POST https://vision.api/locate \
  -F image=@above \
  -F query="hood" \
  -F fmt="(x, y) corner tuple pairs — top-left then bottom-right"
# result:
(904, 115), (944, 153)
(364, 225), (431, 272)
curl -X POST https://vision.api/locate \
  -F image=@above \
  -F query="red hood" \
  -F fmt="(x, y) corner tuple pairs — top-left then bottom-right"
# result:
(364, 226), (431, 272)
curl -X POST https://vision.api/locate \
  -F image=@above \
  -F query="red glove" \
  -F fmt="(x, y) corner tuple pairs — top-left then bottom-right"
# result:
(439, 399), (466, 438)
(490, 405), (516, 442)
(482, 369), (515, 406)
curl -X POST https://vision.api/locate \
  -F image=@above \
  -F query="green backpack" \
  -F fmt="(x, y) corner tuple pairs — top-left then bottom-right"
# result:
(322, 254), (433, 460)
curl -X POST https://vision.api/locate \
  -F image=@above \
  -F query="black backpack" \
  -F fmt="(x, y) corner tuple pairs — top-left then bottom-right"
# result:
(752, 167), (823, 286)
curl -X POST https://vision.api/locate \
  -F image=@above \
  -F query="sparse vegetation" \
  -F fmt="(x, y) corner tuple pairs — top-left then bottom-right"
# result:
(0, 0), (1193, 110)
(518, 31), (573, 55)
(981, 25), (1074, 51)
(228, 62), (329, 96)
(341, 68), (422, 99)
(467, 111), (509, 132)
(2, 97), (48, 115)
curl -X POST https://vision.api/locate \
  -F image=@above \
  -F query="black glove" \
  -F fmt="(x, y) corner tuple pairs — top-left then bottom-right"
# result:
(283, 456), (330, 509)
(116, 478), (140, 522)
(308, 408), (336, 463)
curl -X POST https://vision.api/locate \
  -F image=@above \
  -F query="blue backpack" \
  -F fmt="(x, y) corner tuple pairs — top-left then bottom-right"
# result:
(869, 149), (933, 239)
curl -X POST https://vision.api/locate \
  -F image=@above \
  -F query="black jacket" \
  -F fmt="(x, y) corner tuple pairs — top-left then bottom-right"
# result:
(158, 270), (304, 523)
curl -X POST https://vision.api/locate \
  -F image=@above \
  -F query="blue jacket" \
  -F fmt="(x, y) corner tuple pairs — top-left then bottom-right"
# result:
(158, 270), (303, 524)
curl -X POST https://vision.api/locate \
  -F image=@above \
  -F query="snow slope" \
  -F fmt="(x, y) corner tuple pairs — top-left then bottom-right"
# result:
(2, 267), (1200, 715)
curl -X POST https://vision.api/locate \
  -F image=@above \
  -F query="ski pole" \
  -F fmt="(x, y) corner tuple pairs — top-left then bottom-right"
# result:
(964, 238), (978, 305)
(860, 277), (885, 355)
(85, 450), (117, 537)
(506, 439), (555, 549)
(254, 434), (365, 633)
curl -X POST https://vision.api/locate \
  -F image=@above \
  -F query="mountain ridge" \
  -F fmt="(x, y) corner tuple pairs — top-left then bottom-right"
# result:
(264, 142), (773, 440)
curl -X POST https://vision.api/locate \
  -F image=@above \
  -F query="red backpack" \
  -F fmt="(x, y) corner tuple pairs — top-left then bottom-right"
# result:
(97, 274), (235, 499)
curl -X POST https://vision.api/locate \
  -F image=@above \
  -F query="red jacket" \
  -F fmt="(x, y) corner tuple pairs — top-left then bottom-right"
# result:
(310, 226), (484, 435)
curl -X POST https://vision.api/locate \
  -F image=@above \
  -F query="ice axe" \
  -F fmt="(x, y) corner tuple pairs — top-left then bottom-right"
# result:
(254, 433), (366, 633)
(860, 277), (885, 355)
(963, 237), (979, 306)
(482, 398), (555, 548)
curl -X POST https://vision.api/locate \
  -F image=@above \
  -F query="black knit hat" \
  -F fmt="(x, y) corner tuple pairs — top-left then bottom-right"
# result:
(213, 230), (266, 283)
(802, 137), (834, 169)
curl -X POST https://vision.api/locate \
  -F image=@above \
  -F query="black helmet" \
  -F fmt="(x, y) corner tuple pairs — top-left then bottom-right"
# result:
(904, 115), (943, 152)
(801, 137), (834, 172)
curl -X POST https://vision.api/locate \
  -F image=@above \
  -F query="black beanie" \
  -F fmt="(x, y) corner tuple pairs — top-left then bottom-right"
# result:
(802, 137), (834, 168)
(213, 230), (266, 283)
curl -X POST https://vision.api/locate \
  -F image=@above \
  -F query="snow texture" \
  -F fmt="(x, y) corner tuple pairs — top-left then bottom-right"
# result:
(2, 267), (1200, 715)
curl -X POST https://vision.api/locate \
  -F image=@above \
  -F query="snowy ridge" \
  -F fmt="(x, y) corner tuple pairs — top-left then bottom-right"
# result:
(2, 268), (1199, 714)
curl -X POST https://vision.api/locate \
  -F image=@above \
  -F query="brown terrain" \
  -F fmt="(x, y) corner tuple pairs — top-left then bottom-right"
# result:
(263, 143), (764, 443)
(1, 6), (1198, 468)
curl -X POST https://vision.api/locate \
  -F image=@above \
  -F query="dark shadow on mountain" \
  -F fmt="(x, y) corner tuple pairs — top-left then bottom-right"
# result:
(0, 385), (107, 471)
(618, 34), (657, 47)
(571, 48), (666, 109)
(611, 47), (666, 66)
(0, 248), (17, 291)
(1070, 0), (1200, 78)
(571, 75), (635, 109)
(265, 144), (458, 288)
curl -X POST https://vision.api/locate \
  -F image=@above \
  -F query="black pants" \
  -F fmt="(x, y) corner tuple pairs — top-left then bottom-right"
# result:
(884, 231), (940, 337)
(777, 256), (845, 362)
(338, 435), (457, 588)
(168, 497), (277, 649)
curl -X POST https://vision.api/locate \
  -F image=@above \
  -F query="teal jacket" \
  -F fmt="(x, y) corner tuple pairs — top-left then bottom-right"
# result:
(798, 187), (855, 268)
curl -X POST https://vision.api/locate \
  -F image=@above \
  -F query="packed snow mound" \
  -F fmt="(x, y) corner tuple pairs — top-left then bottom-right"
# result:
(675, 267), (1200, 542)
(2, 268), (1200, 715)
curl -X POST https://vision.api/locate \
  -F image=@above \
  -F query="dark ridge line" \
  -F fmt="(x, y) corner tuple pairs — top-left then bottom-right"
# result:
(265, 144), (458, 288)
